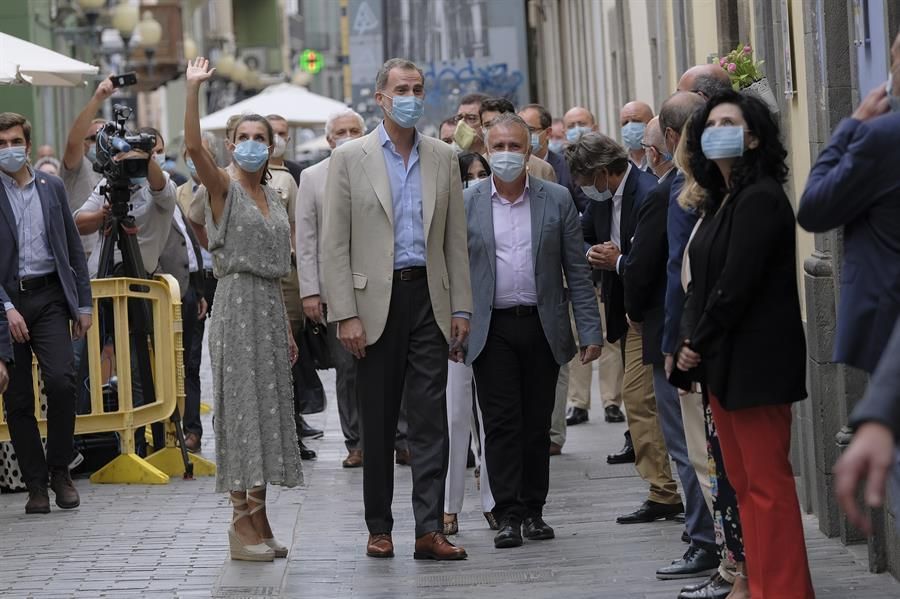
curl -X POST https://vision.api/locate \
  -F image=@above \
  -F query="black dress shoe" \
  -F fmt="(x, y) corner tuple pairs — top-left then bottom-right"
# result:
(607, 431), (635, 464)
(299, 440), (317, 460)
(522, 516), (555, 540)
(656, 545), (720, 580)
(493, 520), (523, 548)
(681, 529), (690, 543)
(300, 417), (324, 439)
(566, 407), (589, 426)
(678, 572), (733, 598)
(678, 570), (732, 599)
(616, 500), (684, 524)
(604, 405), (625, 422)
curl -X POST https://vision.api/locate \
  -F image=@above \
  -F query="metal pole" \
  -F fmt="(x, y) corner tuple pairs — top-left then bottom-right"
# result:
(340, 0), (352, 104)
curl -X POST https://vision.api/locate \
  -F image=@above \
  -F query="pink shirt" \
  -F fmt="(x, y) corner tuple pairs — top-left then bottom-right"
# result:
(491, 176), (537, 309)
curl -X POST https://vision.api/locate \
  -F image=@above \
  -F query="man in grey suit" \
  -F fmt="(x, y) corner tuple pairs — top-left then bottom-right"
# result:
(835, 318), (900, 536)
(464, 113), (603, 549)
(0, 112), (92, 514)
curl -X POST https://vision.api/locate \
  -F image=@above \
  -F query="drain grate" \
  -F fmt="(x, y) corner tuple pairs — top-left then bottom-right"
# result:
(214, 585), (280, 598)
(417, 568), (554, 588)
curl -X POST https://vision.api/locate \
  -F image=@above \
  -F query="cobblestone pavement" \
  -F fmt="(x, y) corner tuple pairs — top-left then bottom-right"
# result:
(1, 356), (899, 598)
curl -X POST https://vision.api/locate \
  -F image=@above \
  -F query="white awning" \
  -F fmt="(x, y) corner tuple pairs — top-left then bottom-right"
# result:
(0, 32), (99, 87)
(199, 83), (348, 131)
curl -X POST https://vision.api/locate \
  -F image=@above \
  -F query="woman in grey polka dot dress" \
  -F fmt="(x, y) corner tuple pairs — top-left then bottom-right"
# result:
(185, 58), (302, 562)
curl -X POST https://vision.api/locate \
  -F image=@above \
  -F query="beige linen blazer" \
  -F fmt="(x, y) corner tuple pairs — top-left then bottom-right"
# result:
(296, 156), (330, 302)
(322, 130), (472, 345)
(528, 155), (557, 183)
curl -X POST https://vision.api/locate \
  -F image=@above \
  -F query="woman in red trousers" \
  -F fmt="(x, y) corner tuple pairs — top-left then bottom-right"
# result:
(672, 89), (815, 599)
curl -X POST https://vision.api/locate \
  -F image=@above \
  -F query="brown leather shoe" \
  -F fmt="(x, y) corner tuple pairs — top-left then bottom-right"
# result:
(184, 432), (201, 453)
(25, 484), (50, 514)
(549, 442), (562, 456)
(366, 533), (394, 558)
(50, 467), (80, 509)
(414, 531), (467, 560)
(395, 448), (411, 466)
(342, 449), (363, 468)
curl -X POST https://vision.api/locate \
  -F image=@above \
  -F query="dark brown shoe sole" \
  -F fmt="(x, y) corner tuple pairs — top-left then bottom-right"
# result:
(55, 497), (80, 509)
(413, 550), (467, 560)
(366, 550), (395, 558)
(25, 504), (51, 514)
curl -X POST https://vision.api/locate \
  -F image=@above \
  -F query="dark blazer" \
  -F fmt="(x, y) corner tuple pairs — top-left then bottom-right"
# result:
(0, 310), (11, 364)
(797, 114), (900, 373)
(662, 171), (700, 355)
(673, 177), (807, 410)
(623, 170), (675, 365)
(545, 149), (589, 214)
(0, 171), (92, 321)
(582, 165), (659, 343)
(463, 176), (602, 366)
(849, 318), (900, 436)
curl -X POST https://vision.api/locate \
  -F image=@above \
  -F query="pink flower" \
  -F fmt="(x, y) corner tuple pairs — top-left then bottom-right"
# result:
(727, 63), (737, 72)
(743, 45), (752, 55)
(719, 57), (727, 66)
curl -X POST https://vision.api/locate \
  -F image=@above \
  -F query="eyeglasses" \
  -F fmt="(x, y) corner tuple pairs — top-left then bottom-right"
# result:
(84, 135), (97, 142)
(454, 113), (481, 125)
(640, 142), (664, 153)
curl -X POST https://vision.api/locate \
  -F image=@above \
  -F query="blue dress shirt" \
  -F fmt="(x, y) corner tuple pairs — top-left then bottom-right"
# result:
(378, 122), (426, 270)
(1, 168), (56, 280)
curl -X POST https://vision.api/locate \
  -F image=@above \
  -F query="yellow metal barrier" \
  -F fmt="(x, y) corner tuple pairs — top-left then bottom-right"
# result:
(0, 275), (215, 484)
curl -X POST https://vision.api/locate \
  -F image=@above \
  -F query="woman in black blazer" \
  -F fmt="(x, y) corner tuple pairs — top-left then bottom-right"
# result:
(673, 91), (814, 599)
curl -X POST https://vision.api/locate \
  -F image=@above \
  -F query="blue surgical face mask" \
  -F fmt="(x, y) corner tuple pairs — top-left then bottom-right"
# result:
(581, 171), (612, 202)
(701, 126), (745, 160)
(0, 145), (28, 173)
(232, 140), (270, 172)
(887, 73), (900, 113)
(186, 158), (197, 178)
(566, 126), (591, 143)
(130, 177), (147, 187)
(153, 153), (166, 168)
(547, 139), (565, 155)
(489, 151), (526, 183)
(621, 122), (646, 150)
(86, 145), (98, 164)
(382, 93), (424, 129)
(530, 132), (542, 151)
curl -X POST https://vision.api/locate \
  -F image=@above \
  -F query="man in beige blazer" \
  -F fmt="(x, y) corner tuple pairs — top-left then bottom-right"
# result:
(322, 58), (472, 562)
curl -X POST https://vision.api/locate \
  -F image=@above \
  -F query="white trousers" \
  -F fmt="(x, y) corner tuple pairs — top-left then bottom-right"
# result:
(444, 360), (495, 514)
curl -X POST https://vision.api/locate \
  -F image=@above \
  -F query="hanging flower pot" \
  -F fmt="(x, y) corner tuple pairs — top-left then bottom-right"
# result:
(715, 44), (779, 113)
(744, 77), (779, 114)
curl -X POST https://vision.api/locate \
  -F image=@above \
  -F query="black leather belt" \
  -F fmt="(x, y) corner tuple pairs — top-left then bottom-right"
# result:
(18, 272), (59, 293)
(203, 268), (215, 280)
(394, 267), (427, 282)
(494, 305), (538, 317)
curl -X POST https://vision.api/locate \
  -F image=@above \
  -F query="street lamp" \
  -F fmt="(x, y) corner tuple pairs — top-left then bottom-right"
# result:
(216, 54), (235, 78)
(232, 59), (249, 86)
(74, 0), (105, 27)
(111, 0), (139, 50)
(183, 37), (198, 61)
(135, 10), (163, 71)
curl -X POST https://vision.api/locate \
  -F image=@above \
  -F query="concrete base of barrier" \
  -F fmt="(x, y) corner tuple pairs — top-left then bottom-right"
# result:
(145, 447), (217, 478)
(89, 453), (170, 484)
(200, 402), (211, 415)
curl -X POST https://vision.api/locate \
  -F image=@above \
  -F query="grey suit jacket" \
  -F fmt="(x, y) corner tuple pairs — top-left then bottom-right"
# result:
(850, 318), (900, 437)
(296, 156), (329, 302)
(0, 171), (91, 321)
(157, 206), (204, 300)
(463, 176), (602, 366)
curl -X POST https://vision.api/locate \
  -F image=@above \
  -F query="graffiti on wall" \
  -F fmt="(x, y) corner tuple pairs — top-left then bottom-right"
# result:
(420, 58), (525, 124)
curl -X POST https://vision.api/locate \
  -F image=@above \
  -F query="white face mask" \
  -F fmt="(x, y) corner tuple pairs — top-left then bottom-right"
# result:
(581, 170), (612, 202)
(273, 134), (288, 157)
(489, 151), (527, 183)
(334, 136), (352, 147)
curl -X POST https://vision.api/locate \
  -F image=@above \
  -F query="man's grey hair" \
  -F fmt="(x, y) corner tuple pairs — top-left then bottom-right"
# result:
(325, 108), (365, 139)
(694, 74), (733, 99)
(375, 58), (424, 91)
(484, 112), (531, 150)
(565, 132), (628, 178)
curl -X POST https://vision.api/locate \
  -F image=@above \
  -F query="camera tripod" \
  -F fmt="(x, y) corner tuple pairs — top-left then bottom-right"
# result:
(91, 177), (194, 478)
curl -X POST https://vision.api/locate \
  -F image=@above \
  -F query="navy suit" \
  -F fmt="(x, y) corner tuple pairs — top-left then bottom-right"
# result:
(661, 171), (699, 356)
(798, 114), (900, 373)
(545, 149), (589, 214)
(0, 170), (91, 487)
(0, 310), (10, 365)
(582, 165), (659, 343)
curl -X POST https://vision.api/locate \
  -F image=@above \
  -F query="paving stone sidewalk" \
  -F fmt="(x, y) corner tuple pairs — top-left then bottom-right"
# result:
(1, 363), (899, 598)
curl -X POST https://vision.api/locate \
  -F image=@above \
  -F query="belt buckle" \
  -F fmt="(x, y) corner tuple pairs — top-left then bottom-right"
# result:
(18, 279), (26, 292)
(399, 269), (411, 282)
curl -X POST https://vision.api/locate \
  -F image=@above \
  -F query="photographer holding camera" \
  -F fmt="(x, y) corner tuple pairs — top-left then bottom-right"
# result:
(73, 126), (176, 278)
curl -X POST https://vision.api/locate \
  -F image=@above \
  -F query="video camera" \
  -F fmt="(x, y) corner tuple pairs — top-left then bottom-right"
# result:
(93, 104), (156, 199)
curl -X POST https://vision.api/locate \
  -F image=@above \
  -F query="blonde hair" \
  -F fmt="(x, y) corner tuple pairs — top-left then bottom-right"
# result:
(675, 116), (707, 213)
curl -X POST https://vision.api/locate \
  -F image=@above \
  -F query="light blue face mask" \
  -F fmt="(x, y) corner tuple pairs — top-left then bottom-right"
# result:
(153, 153), (166, 168)
(547, 140), (565, 155)
(86, 145), (98, 164)
(130, 177), (147, 187)
(700, 126), (745, 160)
(232, 140), (270, 172)
(621, 122), (646, 150)
(186, 158), (197, 178)
(566, 126), (591, 143)
(383, 93), (424, 129)
(530, 132), (542, 151)
(581, 171), (612, 202)
(887, 73), (900, 113)
(0, 145), (27, 173)
(489, 151), (526, 182)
